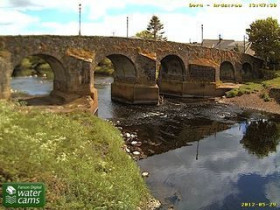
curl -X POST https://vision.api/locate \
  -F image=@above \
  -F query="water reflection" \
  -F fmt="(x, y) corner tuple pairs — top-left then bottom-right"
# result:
(123, 118), (230, 157)
(241, 120), (280, 158)
(138, 122), (280, 209)
(93, 75), (280, 209)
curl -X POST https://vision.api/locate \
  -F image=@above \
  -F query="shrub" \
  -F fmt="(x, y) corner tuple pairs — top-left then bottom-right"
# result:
(260, 92), (272, 102)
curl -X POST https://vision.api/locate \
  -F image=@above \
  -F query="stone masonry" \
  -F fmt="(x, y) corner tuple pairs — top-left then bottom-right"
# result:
(0, 35), (263, 112)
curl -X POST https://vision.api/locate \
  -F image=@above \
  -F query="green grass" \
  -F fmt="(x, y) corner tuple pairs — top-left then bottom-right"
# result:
(225, 70), (280, 100)
(225, 82), (263, 98)
(262, 76), (280, 89)
(0, 101), (149, 209)
(260, 92), (272, 102)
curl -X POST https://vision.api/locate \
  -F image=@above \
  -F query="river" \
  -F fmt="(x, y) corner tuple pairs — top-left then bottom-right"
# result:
(12, 75), (280, 210)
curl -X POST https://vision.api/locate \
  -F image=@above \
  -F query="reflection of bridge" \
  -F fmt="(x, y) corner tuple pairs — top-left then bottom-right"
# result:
(0, 36), (262, 112)
(128, 118), (230, 157)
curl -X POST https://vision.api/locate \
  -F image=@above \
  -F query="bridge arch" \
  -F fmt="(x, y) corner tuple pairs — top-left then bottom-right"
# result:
(11, 53), (68, 94)
(242, 62), (253, 81)
(95, 53), (137, 82)
(159, 54), (186, 81)
(220, 61), (235, 82)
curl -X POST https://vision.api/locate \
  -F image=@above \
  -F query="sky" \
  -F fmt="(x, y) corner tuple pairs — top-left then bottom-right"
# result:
(0, 0), (279, 43)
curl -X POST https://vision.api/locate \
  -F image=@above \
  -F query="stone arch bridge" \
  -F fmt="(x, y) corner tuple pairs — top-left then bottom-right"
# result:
(0, 36), (262, 112)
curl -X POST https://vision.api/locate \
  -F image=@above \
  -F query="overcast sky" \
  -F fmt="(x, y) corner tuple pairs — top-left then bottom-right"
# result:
(0, 0), (279, 43)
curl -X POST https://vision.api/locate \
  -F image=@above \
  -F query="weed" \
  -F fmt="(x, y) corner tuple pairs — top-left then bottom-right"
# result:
(260, 92), (272, 102)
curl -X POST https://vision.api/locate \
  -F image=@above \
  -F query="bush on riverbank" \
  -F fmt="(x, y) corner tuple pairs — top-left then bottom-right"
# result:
(12, 56), (54, 79)
(94, 58), (114, 76)
(0, 101), (149, 208)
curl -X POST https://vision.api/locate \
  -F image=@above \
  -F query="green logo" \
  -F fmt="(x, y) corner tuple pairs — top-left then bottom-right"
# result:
(2, 183), (45, 208)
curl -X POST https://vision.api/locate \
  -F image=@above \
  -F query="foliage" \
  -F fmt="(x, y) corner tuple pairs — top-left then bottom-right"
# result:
(260, 92), (272, 102)
(135, 30), (154, 40)
(262, 72), (280, 89)
(246, 17), (280, 65)
(240, 120), (280, 158)
(0, 101), (149, 208)
(95, 58), (114, 75)
(225, 82), (262, 98)
(259, 69), (279, 80)
(225, 70), (280, 101)
(12, 56), (53, 79)
(233, 43), (240, 52)
(146, 15), (167, 41)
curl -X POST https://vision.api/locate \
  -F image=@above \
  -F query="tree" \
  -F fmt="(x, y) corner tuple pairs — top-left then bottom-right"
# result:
(146, 15), (167, 41)
(246, 17), (280, 65)
(233, 43), (240, 52)
(240, 120), (280, 158)
(135, 30), (153, 40)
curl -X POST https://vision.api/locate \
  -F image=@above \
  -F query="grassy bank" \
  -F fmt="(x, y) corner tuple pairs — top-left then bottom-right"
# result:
(0, 101), (149, 209)
(225, 70), (280, 101)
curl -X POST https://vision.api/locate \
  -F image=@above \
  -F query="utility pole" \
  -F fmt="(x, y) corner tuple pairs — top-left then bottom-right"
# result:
(79, 3), (82, 36)
(201, 24), (204, 46)
(243, 35), (246, 53)
(126, 16), (129, 38)
(218, 34), (222, 49)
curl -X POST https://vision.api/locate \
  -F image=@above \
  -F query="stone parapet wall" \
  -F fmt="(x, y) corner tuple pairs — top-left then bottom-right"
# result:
(0, 35), (263, 110)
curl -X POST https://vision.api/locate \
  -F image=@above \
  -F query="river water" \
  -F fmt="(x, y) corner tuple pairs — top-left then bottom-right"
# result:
(12, 76), (280, 210)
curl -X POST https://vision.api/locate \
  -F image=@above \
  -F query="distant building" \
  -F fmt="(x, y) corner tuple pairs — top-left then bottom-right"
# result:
(202, 39), (255, 55)
(195, 39), (255, 56)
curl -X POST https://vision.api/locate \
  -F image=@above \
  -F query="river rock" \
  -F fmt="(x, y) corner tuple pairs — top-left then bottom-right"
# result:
(147, 199), (161, 209)
(142, 172), (149, 177)
(125, 147), (131, 153)
(131, 141), (142, 146)
(125, 133), (131, 138)
(133, 151), (141, 155)
(148, 141), (156, 146)
(131, 141), (138, 146)
(148, 149), (155, 154)
(136, 142), (142, 147)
